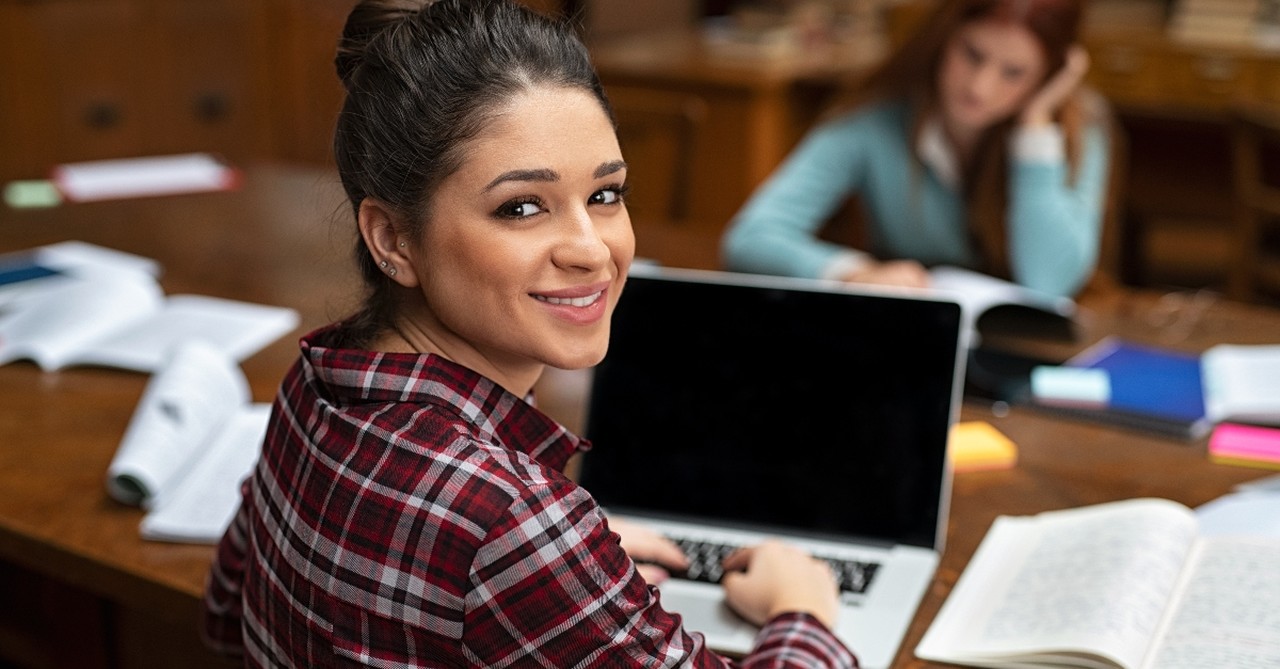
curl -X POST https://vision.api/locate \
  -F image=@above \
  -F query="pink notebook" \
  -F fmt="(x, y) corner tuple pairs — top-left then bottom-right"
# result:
(1209, 423), (1280, 470)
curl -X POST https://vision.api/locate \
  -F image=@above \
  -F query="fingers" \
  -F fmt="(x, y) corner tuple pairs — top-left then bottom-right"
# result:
(635, 563), (671, 585)
(721, 544), (755, 572)
(719, 540), (841, 629)
(608, 516), (690, 571)
(843, 259), (931, 289)
(1021, 44), (1091, 127)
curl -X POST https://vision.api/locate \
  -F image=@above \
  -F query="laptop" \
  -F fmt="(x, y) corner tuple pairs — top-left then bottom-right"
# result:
(578, 264), (965, 669)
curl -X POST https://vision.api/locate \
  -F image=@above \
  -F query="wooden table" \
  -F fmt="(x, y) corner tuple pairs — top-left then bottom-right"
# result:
(1, 165), (1277, 668)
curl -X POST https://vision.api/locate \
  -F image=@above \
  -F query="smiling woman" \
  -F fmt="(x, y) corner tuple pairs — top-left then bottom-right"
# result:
(198, 1), (854, 667)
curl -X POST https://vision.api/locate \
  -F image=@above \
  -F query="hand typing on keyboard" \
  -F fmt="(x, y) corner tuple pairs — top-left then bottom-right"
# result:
(719, 540), (840, 629)
(606, 516), (690, 584)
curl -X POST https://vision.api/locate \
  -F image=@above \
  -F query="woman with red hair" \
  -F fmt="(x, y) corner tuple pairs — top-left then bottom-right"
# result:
(721, 0), (1112, 298)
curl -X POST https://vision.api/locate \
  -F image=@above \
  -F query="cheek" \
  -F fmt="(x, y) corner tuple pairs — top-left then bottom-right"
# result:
(1001, 78), (1041, 109)
(608, 218), (636, 265)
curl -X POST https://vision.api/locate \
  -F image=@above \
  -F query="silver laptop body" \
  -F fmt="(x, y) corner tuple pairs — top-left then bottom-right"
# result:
(579, 265), (965, 669)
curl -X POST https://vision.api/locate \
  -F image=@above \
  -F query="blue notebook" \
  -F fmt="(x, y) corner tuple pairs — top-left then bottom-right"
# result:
(1039, 338), (1211, 440)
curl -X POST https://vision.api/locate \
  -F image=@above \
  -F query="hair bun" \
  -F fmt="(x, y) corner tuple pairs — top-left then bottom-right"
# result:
(335, 0), (430, 90)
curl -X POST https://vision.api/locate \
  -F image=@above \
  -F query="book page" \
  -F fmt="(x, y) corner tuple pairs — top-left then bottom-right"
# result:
(0, 266), (161, 371)
(928, 266), (1076, 342)
(917, 498), (1199, 669)
(1143, 536), (1280, 668)
(140, 403), (269, 544)
(74, 294), (299, 372)
(106, 341), (249, 506)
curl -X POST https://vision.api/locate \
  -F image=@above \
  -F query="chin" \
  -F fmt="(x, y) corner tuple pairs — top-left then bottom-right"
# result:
(543, 342), (609, 371)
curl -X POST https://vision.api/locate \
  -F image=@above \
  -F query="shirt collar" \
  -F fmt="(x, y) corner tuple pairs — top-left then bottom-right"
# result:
(916, 114), (960, 190)
(299, 323), (589, 472)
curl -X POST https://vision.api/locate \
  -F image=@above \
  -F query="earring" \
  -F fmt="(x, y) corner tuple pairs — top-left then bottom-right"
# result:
(398, 241), (406, 248)
(379, 260), (388, 268)
(388, 267), (397, 276)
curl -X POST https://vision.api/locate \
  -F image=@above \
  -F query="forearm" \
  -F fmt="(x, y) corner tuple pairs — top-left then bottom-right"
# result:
(1006, 125), (1109, 297)
(739, 613), (859, 669)
(721, 120), (868, 280)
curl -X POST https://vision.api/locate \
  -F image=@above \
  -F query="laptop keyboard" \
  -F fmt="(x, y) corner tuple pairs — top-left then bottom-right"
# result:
(668, 537), (881, 594)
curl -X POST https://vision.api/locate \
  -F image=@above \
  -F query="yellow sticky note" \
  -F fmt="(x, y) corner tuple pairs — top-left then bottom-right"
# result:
(949, 421), (1018, 472)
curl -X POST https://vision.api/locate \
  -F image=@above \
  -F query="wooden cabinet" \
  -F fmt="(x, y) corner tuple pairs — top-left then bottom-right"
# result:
(0, 0), (569, 181)
(0, 0), (271, 181)
(265, 0), (354, 166)
(1086, 30), (1280, 115)
(590, 32), (852, 268)
(1083, 29), (1280, 290)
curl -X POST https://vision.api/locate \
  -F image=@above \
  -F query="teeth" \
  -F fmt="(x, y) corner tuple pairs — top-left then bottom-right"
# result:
(535, 291), (602, 307)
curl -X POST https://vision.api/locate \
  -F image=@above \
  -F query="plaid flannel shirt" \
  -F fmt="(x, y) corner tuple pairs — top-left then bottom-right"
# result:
(202, 324), (858, 668)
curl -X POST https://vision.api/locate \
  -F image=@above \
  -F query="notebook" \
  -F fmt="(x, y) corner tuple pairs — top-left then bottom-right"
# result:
(578, 265), (965, 669)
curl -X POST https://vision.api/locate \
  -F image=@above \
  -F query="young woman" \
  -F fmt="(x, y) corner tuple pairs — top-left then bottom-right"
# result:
(201, 1), (854, 666)
(721, 0), (1112, 298)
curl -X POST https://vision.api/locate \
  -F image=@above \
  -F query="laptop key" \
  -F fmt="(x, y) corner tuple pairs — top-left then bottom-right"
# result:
(668, 537), (880, 594)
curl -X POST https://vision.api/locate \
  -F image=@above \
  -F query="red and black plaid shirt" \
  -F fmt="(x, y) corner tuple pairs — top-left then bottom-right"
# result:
(202, 324), (857, 667)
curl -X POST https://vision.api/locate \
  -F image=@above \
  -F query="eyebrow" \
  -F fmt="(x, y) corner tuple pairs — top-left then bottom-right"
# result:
(595, 160), (627, 179)
(482, 160), (628, 193)
(483, 168), (558, 192)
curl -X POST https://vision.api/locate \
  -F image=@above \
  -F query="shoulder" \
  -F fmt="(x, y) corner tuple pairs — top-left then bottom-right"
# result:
(799, 98), (911, 161)
(822, 98), (910, 135)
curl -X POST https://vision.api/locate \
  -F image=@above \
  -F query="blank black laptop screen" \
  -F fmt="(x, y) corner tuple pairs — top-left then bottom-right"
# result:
(578, 268), (961, 550)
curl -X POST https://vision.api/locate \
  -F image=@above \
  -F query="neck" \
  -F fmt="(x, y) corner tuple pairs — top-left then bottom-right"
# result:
(377, 317), (542, 398)
(942, 119), (980, 166)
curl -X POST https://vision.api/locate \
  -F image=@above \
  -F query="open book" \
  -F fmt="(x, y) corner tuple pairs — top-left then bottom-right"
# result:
(915, 498), (1280, 668)
(928, 266), (1077, 344)
(106, 341), (268, 543)
(0, 242), (298, 372)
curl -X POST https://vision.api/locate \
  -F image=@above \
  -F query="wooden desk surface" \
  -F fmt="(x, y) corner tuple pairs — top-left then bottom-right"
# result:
(1, 165), (1278, 667)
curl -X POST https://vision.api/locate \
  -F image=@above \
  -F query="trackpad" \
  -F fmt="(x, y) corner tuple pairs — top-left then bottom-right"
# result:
(659, 581), (757, 652)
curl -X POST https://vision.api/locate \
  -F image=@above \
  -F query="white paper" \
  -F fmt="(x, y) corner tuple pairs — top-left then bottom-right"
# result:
(0, 245), (298, 372)
(0, 267), (162, 370)
(52, 153), (237, 202)
(107, 341), (249, 506)
(1196, 491), (1280, 538)
(1202, 345), (1280, 426)
(140, 404), (268, 543)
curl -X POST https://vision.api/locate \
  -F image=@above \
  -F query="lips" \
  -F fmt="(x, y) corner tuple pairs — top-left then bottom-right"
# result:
(533, 291), (603, 307)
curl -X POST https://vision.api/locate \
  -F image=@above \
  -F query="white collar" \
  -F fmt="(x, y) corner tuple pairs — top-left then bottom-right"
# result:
(916, 115), (960, 190)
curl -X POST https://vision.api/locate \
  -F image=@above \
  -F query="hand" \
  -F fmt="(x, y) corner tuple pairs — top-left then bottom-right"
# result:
(720, 540), (840, 630)
(608, 516), (689, 585)
(1021, 44), (1090, 127)
(838, 259), (931, 289)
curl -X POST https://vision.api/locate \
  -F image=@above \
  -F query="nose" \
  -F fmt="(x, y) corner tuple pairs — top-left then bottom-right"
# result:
(551, 205), (611, 272)
(966, 64), (1001, 101)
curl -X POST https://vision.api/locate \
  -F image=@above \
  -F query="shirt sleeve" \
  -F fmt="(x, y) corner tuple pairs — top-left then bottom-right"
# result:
(462, 481), (858, 668)
(1005, 120), (1112, 297)
(200, 479), (251, 657)
(721, 118), (868, 280)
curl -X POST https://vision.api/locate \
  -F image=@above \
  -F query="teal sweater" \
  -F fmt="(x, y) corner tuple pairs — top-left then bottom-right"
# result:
(720, 100), (1111, 297)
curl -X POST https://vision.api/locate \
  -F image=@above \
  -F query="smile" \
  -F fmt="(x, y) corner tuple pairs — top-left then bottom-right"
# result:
(533, 291), (603, 307)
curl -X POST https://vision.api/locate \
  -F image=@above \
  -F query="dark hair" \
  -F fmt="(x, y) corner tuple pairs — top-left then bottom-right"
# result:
(332, 0), (612, 346)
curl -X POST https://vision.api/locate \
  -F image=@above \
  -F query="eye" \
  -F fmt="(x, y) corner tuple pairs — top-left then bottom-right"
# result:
(962, 42), (983, 66)
(1001, 66), (1026, 82)
(590, 184), (630, 206)
(495, 197), (546, 219)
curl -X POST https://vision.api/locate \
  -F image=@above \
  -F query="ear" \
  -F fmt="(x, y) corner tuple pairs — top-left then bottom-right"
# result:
(357, 198), (420, 288)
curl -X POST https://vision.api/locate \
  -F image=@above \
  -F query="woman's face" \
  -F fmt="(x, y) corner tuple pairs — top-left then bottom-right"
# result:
(405, 85), (634, 393)
(938, 18), (1048, 136)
